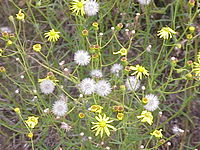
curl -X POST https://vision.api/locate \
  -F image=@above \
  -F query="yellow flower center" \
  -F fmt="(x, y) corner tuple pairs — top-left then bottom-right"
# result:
(77, 2), (83, 8)
(137, 66), (144, 72)
(99, 121), (106, 127)
(49, 31), (56, 36)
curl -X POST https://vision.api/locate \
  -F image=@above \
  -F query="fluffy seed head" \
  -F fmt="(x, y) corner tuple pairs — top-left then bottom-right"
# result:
(143, 94), (159, 111)
(137, 0), (151, 5)
(90, 69), (103, 78)
(74, 50), (90, 66)
(125, 76), (140, 91)
(111, 63), (123, 75)
(39, 79), (55, 94)
(95, 80), (112, 96)
(84, 0), (99, 16)
(79, 78), (96, 95)
(52, 100), (68, 117)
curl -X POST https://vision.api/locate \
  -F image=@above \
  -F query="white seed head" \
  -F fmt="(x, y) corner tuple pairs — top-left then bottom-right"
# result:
(79, 78), (96, 95)
(140, 145), (144, 149)
(39, 79), (55, 94)
(141, 86), (146, 90)
(80, 132), (84, 136)
(59, 60), (65, 66)
(15, 89), (19, 94)
(172, 125), (184, 135)
(84, 0), (99, 16)
(111, 63), (123, 75)
(125, 76), (140, 91)
(111, 27), (115, 30)
(167, 142), (171, 146)
(143, 94), (159, 111)
(52, 100), (68, 117)
(60, 122), (72, 132)
(74, 50), (90, 66)
(137, 0), (151, 5)
(131, 30), (135, 34)
(99, 32), (103, 36)
(90, 69), (103, 78)
(95, 80), (112, 96)
(125, 29), (129, 32)
(20, 75), (24, 79)
(0, 26), (12, 33)
(88, 136), (92, 140)
(16, 58), (20, 61)
(146, 45), (152, 52)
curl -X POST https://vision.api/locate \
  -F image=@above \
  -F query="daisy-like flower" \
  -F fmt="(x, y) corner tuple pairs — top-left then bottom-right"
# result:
(44, 29), (60, 42)
(137, 0), (151, 5)
(157, 26), (176, 40)
(52, 100), (68, 117)
(150, 129), (163, 138)
(90, 69), (103, 78)
(113, 47), (127, 56)
(130, 65), (149, 80)
(95, 80), (112, 96)
(137, 110), (153, 125)
(79, 78), (96, 95)
(16, 9), (25, 20)
(125, 76), (140, 91)
(84, 0), (99, 16)
(111, 63), (123, 76)
(70, 0), (85, 16)
(88, 105), (103, 113)
(91, 114), (116, 138)
(143, 94), (159, 111)
(25, 116), (39, 129)
(39, 79), (55, 94)
(74, 50), (90, 66)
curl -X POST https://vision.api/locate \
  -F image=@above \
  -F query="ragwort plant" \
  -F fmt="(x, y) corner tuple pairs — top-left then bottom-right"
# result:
(0, 0), (200, 149)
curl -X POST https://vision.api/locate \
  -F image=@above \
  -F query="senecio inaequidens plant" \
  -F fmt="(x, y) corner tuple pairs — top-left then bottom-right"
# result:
(1, 0), (200, 150)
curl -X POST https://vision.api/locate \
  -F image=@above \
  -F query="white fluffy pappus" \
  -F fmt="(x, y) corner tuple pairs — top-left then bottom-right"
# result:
(39, 79), (55, 94)
(84, 0), (99, 16)
(74, 50), (90, 66)
(137, 0), (151, 5)
(125, 76), (140, 91)
(52, 100), (68, 116)
(90, 69), (103, 78)
(79, 78), (96, 95)
(143, 94), (159, 111)
(95, 80), (112, 96)
(110, 63), (123, 75)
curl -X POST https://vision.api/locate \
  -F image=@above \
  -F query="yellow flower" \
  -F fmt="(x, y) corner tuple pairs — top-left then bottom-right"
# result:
(117, 113), (124, 120)
(70, 0), (85, 16)
(33, 44), (42, 52)
(193, 62), (200, 79)
(142, 97), (148, 104)
(150, 129), (163, 138)
(88, 105), (103, 113)
(6, 40), (13, 46)
(44, 29), (60, 42)
(91, 114), (116, 138)
(14, 108), (20, 114)
(16, 9), (25, 20)
(25, 116), (39, 129)
(130, 64), (149, 80)
(113, 47), (127, 56)
(192, 51), (200, 79)
(157, 26), (176, 40)
(137, 110), (153, 125)
(78, 112), (85, 118)
(27, 132), (33, 138)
